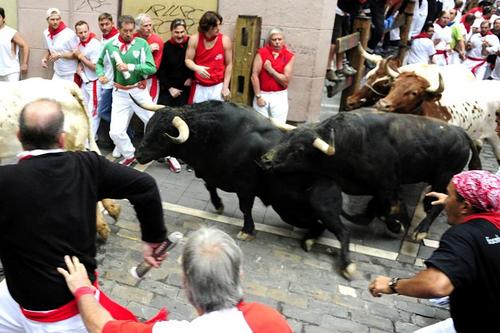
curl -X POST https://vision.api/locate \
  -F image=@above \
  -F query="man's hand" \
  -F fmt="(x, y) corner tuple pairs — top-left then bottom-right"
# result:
(369, 276), (393, 297)
(221, 87), (231, 101)
(184, 78), (192, 87)
(425, 191), (448, 206)
(150, 42), (160, 52)
(41, 58), (48, 68)
(98, 76), (109, 85)
(48, 52), (61, 63)
(256, 96), (267, 107)
(57, 255), (94, 295)
(196, 65), (210, 79)
(116, 62), (129, 72)
(20, 63), (28, 74)
(169, 87), (182, 98)
(142, 241), (168, 268)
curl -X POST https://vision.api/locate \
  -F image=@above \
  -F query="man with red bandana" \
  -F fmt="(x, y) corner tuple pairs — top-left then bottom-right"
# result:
(73, 20), (103, 138)
(134, 13), (163, 103)
(251, 28), (295, 124)
(185, 11), (232, 103)
(369, 170), (500, 333)
(41, 8), (79, 81)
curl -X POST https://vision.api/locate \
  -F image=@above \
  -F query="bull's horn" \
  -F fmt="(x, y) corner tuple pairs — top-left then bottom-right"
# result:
(425, 73), (445, 94)
(129, 94), (165, 111)
(312, 138), (335, 155)
(165, 116), (190, 144)
(385, 60), (400, 79)
(358, 43), (383, 65)
(270, 117), (296, 131)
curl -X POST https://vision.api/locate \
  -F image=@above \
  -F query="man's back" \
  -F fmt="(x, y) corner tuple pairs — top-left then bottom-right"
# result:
(0, 151), (162, 310)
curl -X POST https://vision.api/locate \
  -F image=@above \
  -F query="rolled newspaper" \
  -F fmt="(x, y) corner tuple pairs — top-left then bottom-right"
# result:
(111, 51), (131, 80)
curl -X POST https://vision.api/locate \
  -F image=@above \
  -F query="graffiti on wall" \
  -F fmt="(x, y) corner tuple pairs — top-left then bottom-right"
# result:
(122, 0), (218, 40)
(76, 0), (110, 11)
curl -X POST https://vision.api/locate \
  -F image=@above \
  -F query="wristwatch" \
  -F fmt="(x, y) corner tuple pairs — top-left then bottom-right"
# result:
(388, 277), (400, 294)
(255, 94), (262, 99)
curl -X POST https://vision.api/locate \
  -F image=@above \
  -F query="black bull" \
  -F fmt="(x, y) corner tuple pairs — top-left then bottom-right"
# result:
(260, 111), (481, 241)
(135, 101), (358, 278)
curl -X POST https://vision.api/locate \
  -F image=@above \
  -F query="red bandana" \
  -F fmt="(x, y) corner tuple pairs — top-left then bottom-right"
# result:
(79, 32), (96, 47)
(118, 35), (133, 52)
(452, 171), (500, 213)
(48, 21), (67, 40)
(102, 26), (118, 40)
(168, 36), (188, 48)
(412, 32), (431, 39)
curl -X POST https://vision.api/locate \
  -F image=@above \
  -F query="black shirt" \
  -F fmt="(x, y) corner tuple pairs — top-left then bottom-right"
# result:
(158, 37), (193, 91)
(0, 151), (166, 310)
(425, 219), (500, 333)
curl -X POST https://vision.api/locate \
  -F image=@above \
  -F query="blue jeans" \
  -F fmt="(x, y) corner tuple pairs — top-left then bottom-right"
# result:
(98, 88), (112, 123)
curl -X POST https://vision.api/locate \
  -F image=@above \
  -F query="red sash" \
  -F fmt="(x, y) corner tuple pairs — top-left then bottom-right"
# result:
(435, 49), (448, 65)
(467, 56), (487, 75)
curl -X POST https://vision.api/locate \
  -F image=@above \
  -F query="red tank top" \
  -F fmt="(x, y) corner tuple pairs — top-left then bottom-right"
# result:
(258, 45), (294, 92)
(194, 33), (225, 86)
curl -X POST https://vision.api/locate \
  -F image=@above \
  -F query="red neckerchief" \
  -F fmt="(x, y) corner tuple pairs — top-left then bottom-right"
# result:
(436, 20), (447, 28)
(203, 33), (218, 42)
(412, 32), (431, 39)
(464, 21), (472, 33)
(463, 212), (500, 229)
(102, 26), (118, 40)
(168, 36), (188, 48)
(79, 32), (96, 47)
(265, 44), (289, 60)
(48, 21), (67, 40)
(118, 35), (133, 52)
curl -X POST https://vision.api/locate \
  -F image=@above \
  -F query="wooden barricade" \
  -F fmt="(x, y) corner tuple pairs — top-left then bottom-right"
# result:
(230, 15), (262, 105)
(337, 16), (371, 111)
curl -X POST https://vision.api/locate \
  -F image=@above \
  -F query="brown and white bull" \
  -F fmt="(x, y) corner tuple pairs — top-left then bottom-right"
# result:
(345, 45), (474, 110)
(0, 78), (120, 239)
(376, 68), (500, 164)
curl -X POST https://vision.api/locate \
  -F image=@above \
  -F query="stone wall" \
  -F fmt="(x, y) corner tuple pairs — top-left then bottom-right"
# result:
(15, 0), (335, 122)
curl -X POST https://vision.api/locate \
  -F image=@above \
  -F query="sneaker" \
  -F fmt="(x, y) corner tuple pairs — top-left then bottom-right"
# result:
(186, 165), (193, 172)
(326, 69), (339, 82)
(112, 147), (121, 158)
(334, 70), (346, 81)
(119, 156), (136, 167)
(166, 156), (181, 173)
(341, 64), (357, 76)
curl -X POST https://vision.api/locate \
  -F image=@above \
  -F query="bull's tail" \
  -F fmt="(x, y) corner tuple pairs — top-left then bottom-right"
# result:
(69, 82), (100, 154)
(467, 136), (482, 170)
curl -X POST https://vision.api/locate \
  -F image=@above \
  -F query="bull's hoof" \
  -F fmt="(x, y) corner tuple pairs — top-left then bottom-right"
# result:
(341, 263), (357, 280)
(215, 204), (224, 214)
(102, 199), (121, 220)
(412, 230), (428, 242)
(236, 231), (255, 241)
(302, 238), (315, 252)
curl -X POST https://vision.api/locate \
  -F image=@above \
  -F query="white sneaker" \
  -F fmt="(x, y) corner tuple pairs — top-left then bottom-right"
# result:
(112, 147), (121, 158)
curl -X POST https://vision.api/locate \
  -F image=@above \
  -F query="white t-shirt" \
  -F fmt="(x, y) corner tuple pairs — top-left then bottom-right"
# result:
(100, 35), (117, 89)
(490, 53), (500, 80)
(467, 33), (499, 59)
(433, 23), (452, 51)
(43, 27), (79, 76)
(0, 25), (20, 76)
(78, 37), (102, 81)
(407, 37), (436, 64)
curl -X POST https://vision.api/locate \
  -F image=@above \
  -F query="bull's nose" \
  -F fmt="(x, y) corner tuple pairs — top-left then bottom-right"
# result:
(376, 99), (391, 111)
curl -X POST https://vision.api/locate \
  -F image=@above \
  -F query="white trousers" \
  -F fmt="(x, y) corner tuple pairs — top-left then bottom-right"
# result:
(0, 280), (87, 333)
(463, 58), (488, 79)
(81, 80), (102, 138)
(0, 72), (20, 82)
(414, 318), (456, 333)
(193, 82), (223, 103)
(110, 87), (154, 158)
(253, 90), (289, 124)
